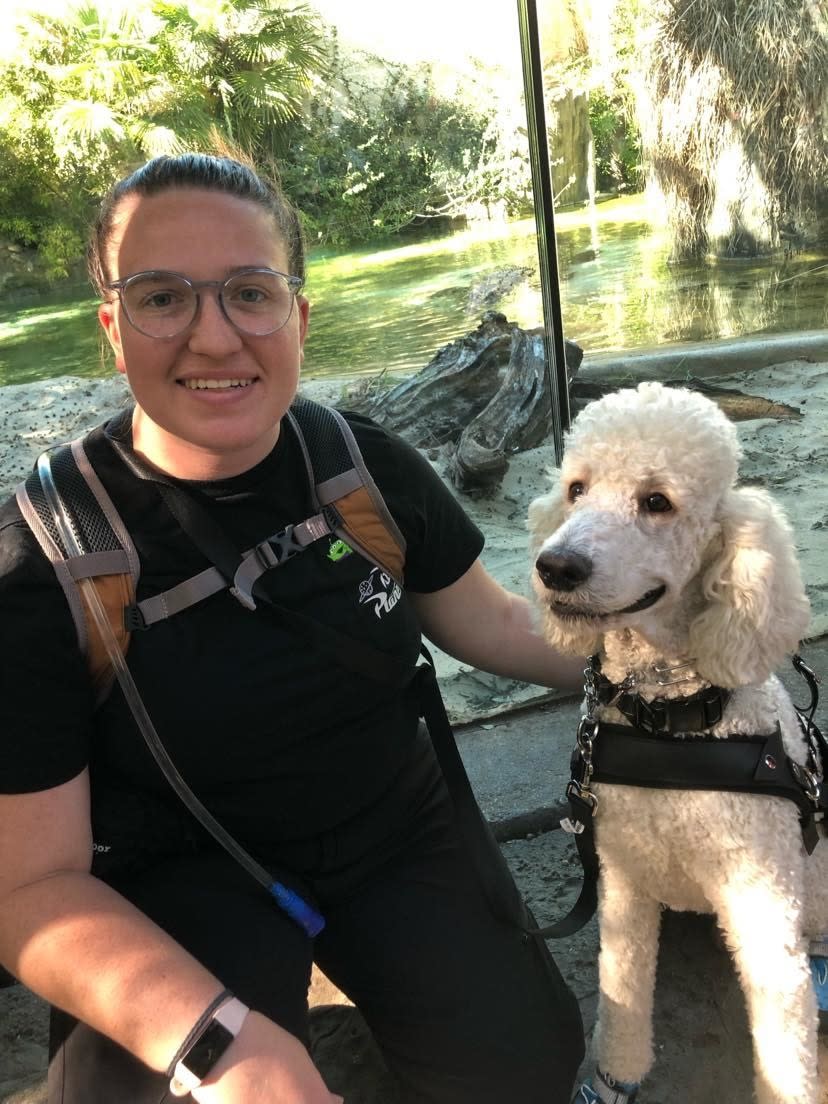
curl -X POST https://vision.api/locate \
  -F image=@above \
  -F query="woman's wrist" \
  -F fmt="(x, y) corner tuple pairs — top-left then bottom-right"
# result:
(189, 1011), (277, 1102)
(168, 993), (249, 1097)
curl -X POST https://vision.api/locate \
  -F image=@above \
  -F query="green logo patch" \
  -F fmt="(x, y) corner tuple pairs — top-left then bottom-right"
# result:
(327, 538), (354, 563)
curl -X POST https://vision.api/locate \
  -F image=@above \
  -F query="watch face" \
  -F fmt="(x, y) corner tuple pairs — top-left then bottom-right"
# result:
(181, 1018), (235, 1080)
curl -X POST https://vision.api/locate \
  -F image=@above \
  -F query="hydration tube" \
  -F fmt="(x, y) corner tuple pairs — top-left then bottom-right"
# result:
(37, 452), (325, 938)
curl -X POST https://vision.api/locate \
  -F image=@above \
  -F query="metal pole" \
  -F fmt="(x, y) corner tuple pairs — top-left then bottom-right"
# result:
(516, 0), (571, 461)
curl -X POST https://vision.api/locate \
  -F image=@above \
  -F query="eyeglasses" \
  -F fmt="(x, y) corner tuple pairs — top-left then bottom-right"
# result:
(106, 268), (304, 339)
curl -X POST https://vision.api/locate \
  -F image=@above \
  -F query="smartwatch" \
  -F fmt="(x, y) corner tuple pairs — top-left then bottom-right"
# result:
(169, 997), (249, 1097)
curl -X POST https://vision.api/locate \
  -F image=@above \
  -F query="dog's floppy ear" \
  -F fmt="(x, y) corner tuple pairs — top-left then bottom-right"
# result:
(689, 487), (810, 687)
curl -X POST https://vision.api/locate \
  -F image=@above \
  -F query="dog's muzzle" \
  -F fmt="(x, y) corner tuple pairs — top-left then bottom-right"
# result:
(535, 549), (593, 592)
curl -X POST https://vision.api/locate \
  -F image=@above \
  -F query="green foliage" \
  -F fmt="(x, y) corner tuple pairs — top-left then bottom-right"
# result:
(280, 59), (515, 247)
(39, 223), (86, 279)
(1, 1), (527, 263)
(0, 0), (327, 279)
(588, 89), (641, 193)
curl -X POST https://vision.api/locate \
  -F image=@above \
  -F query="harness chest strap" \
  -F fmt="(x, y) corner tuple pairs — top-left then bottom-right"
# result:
(534, 674), (827, 939)
(583, 720), (822, 827)
(126, 503), (342, 626)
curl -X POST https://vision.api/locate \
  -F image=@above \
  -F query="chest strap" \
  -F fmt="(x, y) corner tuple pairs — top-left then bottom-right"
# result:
(125, 505), (342, 629)
(578, 721), (825, 852)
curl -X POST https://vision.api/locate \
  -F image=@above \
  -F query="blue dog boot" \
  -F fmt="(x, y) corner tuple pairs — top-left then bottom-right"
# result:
(574, 1068), (639, 1103)
(810, 955), (828, 1012)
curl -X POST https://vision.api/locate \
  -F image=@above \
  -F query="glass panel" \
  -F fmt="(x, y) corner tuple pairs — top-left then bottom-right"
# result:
(534, 0), (827, 649)
(290, 1), (569, 721)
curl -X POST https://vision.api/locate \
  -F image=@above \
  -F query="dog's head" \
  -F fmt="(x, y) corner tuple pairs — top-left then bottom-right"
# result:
(529, 381), (810, 685)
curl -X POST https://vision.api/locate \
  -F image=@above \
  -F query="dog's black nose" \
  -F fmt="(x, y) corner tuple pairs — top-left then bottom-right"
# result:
(535, 550), (592, 591)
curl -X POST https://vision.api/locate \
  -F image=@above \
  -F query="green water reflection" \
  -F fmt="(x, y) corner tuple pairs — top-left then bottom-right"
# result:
(1, 196), (825, 386)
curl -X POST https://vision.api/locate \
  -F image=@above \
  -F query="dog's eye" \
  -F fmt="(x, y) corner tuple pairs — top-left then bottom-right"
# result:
(568, 481), (586, 502)
(642, 493), (672, 513)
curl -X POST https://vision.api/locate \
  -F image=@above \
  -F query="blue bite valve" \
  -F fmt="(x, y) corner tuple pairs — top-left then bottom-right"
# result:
(269, 881), (326, 937)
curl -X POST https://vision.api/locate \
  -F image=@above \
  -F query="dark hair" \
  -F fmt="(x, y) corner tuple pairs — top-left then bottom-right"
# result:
(87, 153), (306, 294)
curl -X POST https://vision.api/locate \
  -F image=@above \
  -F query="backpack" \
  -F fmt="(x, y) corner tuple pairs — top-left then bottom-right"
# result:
(11, 395), (562, 947)
(16, 397), (407, 700)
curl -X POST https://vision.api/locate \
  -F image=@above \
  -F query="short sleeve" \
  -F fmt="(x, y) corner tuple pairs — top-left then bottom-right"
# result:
(342, 412), (485, 593)
(0, 502), (93, 793)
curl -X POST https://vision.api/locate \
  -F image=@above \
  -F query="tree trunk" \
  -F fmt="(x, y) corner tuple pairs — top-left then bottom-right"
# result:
(362, 312), (583, 493)
(448, 326), (550, 492)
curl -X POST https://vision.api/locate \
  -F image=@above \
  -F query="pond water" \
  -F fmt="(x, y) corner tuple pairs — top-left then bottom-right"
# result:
(1, 195), (825, 387)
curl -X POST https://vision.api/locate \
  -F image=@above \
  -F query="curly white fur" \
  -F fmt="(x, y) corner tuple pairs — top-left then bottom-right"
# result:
(528, 382), (825, 1104)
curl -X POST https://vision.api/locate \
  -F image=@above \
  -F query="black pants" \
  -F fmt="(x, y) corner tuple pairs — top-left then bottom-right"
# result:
(49, 739), (584, 1103)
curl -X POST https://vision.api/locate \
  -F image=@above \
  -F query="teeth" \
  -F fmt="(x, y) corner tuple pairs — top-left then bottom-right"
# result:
(183, 378), (254, 390)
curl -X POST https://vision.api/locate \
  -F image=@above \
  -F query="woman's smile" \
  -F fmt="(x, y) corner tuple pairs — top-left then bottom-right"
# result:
(180, 377), (256, 390)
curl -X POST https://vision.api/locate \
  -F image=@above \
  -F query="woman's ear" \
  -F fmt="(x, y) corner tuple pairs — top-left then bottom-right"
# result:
(98, 303), (126, 374)
(689, 487), (811, 687)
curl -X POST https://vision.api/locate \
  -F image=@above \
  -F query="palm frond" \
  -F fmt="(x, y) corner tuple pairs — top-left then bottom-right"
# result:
(50, 97), (125, 152)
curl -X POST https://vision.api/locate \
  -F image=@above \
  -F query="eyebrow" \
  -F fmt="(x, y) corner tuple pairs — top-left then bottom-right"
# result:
(117, 265), (289, 281)
(224, 265), (285, 276)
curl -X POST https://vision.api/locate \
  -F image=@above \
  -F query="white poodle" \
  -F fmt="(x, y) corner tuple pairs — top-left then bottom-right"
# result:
(528, 381), (827, 1104)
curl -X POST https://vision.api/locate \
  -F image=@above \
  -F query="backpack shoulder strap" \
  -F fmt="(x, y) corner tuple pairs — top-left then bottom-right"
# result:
(16, 437), (140, 700)
(288, 398), (406, 584)
(15, 401), (408, 683)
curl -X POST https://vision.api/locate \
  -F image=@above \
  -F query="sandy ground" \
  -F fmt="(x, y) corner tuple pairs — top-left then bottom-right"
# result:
(0, 358), (826, 1101)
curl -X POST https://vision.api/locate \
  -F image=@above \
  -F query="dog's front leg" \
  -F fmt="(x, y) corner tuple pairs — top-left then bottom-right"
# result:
(593, 861), (662, 1085)
(711, 869), (817, 1104)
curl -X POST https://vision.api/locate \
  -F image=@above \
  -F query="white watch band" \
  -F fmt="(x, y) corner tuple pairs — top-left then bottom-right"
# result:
(169, 997), (249, 1097)
(213, 996), (250, 1035)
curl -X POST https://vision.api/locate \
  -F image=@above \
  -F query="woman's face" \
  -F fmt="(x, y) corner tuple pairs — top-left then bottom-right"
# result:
(98, 187), (309, 479)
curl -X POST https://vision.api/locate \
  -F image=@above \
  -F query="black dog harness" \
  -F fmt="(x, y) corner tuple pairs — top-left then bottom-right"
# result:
(536, 654), (827, 939)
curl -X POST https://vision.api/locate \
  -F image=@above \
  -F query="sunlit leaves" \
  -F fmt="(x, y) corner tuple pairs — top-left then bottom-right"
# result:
(0, 0), (327, 277)
(51, 98), (125, 148)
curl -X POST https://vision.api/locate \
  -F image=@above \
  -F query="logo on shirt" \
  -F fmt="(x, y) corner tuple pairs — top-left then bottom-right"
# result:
(327, 538), (354, 563)
(358, 566), (401, 619)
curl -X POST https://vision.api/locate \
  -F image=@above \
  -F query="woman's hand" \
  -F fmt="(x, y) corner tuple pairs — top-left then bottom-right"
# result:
(410, 558), (585, 690)
(193, 1011), (343, 1104)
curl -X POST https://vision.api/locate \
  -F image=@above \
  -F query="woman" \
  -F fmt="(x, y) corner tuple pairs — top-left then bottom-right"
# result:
(0, 154), (584, 1104)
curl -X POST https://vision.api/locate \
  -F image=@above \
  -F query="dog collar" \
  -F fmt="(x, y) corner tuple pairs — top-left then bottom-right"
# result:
(590, 656), (731, 735)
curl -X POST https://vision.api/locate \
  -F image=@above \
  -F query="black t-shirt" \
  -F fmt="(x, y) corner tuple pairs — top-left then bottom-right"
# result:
(0, 406), (483, 870)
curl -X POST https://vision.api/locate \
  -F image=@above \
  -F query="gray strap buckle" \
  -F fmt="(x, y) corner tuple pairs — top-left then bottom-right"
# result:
(229, 512), (334, 610)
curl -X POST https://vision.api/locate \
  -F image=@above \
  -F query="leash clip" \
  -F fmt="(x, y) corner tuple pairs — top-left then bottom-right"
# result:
(792, 760), (822, 806)
(569, 715), (600, 814)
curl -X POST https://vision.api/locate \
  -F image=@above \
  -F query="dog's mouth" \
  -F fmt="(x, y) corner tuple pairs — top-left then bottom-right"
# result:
(550, 584), (667, 622)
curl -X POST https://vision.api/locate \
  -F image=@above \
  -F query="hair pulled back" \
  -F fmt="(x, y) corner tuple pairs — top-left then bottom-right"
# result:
(87, 153), (306, 295)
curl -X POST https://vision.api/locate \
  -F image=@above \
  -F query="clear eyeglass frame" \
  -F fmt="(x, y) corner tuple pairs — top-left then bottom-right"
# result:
(105, 267), (304, 339)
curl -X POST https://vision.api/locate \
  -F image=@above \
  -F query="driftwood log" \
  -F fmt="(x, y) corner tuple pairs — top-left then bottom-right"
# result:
(358, 312), (583, 493)
(350, 311), (796, 494)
